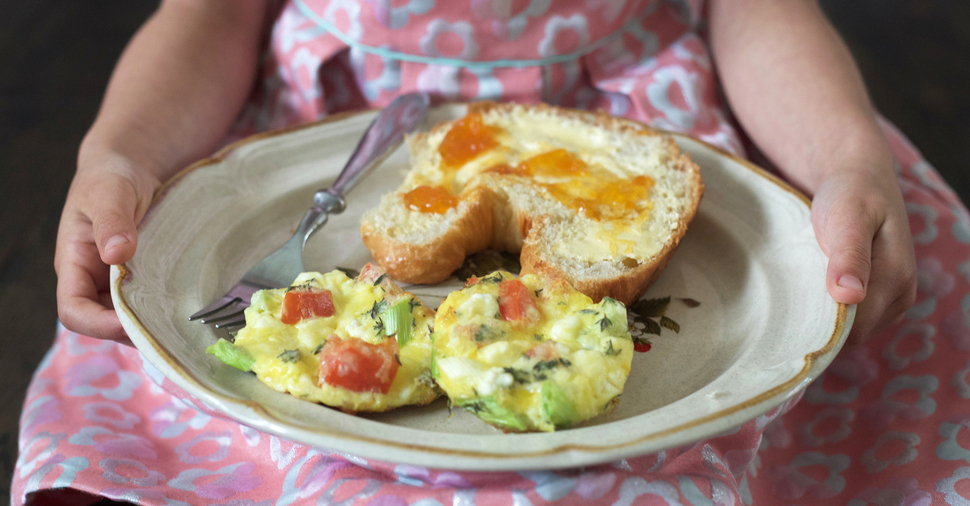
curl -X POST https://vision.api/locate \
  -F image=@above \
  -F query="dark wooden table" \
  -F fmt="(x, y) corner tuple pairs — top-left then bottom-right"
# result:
(1, 0), (967, 498)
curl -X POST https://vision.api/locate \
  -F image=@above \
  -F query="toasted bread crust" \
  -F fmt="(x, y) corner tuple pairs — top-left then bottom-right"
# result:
(360, 102), (704, 304)
(360, 185), (501, 284)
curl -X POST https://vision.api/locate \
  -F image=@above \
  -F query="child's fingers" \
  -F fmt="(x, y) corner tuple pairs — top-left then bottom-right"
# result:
(840, 214), (916, 347)
(57, 262), (129, 342)
(810, 172), (917, 347)
(54, 221), (131, 343)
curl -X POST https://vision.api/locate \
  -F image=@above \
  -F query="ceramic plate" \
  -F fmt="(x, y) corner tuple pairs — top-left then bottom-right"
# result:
(111, 105), (853, 471)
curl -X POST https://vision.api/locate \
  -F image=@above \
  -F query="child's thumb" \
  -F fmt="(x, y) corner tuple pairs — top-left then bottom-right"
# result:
(821, 208), (875, 306)
(90, 181), (140, 266)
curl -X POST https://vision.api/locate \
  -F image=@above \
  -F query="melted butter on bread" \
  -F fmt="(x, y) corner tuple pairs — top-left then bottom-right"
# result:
(360, 102), (704, 304)
(408, 109), (671, 261)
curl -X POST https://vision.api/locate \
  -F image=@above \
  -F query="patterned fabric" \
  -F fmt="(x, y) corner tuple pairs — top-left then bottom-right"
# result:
(14, 0), (970, 504)
(235, 0), (743, 154)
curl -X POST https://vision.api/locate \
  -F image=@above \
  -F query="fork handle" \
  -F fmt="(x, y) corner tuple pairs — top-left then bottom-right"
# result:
(323, 92), (430, 201)
(296, 192), (343, 248)
(300, 92), (430, 246)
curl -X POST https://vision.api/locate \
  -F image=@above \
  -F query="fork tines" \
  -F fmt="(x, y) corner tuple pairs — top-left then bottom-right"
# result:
(188, 296), (248, 328)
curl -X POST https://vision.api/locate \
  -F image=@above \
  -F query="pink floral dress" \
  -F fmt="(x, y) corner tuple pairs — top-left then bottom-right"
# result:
(14, 1), (970, 504)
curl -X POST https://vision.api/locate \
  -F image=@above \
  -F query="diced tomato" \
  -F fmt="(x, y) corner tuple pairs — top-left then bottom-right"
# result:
(358, 262), (384, 283)
(280, 289), (335, 325)
(318, 335), (400, 394)
(499, 279), (540, 324)
(357, 263), (401, 295)
(525, 340), (559, 360)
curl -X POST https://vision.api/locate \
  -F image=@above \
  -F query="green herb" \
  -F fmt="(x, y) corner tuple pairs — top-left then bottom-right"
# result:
(372, 273), (388, 286)
(368, 299), (388, 320)
(463, 399), (485, 413)
(286, 281), (315, 292)
(312, 342), (324, 355)
(503, 367), (532, 385)
(603, 395), (621, 413)
(578, 309), (598, 314)
(478, 273), (503, 284)
(604, 340), (621, 356)
(277, 349), (301, 363)
(336, 267), (360, 279)
(598, 316), (612, 331)
(474, 325), (492, 342)
(533, 358), (570, 374)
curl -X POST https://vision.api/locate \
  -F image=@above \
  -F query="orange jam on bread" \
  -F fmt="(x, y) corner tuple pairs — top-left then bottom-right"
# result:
(402, 185), (459, 214)
(482, 148), (654, 221)
(412, 111), (655, 223)
(519, 148), (589, 177)
(438, 113), (502, 167)
(541, 172), (655, 221)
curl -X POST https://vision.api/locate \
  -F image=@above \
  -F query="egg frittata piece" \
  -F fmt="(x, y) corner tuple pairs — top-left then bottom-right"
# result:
(211, 263), (439, 413)
(433, 271), (633, 432)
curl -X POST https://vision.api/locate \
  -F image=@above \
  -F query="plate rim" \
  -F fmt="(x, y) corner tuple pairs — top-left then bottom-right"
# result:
(112, 105), (851, 469)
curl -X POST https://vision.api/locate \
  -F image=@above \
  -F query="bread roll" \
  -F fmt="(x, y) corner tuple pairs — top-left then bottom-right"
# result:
(360, 102), (703, 305)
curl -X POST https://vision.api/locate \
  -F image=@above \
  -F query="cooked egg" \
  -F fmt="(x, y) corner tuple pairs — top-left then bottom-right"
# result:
(227, 263), (439, 413)
(432, 270), (634, 432)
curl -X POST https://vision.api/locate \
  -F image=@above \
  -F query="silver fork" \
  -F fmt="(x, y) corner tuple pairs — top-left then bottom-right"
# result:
(188, 92), (430, 329)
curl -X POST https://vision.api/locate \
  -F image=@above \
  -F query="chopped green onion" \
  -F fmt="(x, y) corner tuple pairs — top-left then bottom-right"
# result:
(381, 297), (414, 347)
(430, 333), (438, 378)
(206, 339), (255, 372)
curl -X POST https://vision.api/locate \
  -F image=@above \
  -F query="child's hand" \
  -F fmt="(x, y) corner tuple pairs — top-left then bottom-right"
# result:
(54, 152), (160, 344)
(50, 0), (268, 342)
(810, 168), (917, 347)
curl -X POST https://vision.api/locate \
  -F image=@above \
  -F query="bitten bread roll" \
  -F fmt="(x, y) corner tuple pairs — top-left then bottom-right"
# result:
(360, 102), (704, 305)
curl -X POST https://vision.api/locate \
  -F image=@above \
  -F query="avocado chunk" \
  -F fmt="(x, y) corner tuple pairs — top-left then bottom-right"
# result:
(456, 396), (530, 432)
(540, 380), (580, 428)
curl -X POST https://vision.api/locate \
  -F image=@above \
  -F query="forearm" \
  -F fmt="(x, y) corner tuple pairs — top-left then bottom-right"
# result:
(79, 0), (269, 181)
(709, 0), (893, 195)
